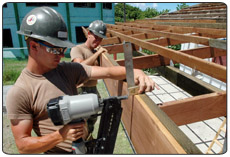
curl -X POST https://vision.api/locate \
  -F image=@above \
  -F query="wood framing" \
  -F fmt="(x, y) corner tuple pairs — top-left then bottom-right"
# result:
(85, 3), (227, 154)
(106, 28), (226, 82)
(100, 53), (202, 154)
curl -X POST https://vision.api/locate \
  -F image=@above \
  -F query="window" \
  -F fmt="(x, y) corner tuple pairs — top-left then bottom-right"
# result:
(74, 3), (95, 8)
(75, 26), (87, 43)
(3, 29), (13, 48)
(103, 3), (112, 9)
(26, 3), (58, 7)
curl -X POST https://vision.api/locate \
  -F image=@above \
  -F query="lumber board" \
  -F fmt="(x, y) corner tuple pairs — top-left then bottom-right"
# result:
(107, 24), (211, 46)
(147, 38), (182, 46)
(103, 43), (124, 54)
(152, 17), (226, 22)
(117, 54), (170, 69)
(209, 38), (227, 50)
(136, 19), (218, 23)
(168, 9), (226, 15)
(103, 43), (140, 55)
(131, 94), (202, 154)
(116, 46), (226, 70)
(159, 13), (226, 18)
(107, 28), (226, 82)
(108, 24), (227, 50)
(100, 36), (121, 45)
(156, 22), (226, 29)
(101, 50), (202, 154)
(160, 91), (226, 126)
(100, 53), (133, 134)
(179, 46), (226, 59)
(100, 53), (120, 96)
(118, 22), (226, 37)
(131, 95), (185, 154)
(182, 5), (226, 11)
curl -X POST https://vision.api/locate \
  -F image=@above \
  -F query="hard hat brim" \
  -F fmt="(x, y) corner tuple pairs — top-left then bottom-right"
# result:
(89, 30), (107, 39)
(17, 31), (75, 48)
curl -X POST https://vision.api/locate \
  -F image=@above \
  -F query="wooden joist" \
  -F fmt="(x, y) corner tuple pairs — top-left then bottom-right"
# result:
(116, 46), (226, 69)
(117, 54), (170, 69)
(100, 50), (226, 154)
(117, 22), (226, 38)
(161, 91), (227, 126)
(155, 22), (226, 29)
(85, 5), (227, 153)
(107, 24), (227, 50)
(107, 27), (226, 82)
(100, 52), (202, 154)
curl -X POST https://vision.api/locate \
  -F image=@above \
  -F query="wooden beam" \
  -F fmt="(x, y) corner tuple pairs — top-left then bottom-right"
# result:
(133, 94), (185, 154)
(136, 19), (218, 23)
(118, 22), (226, 37)
(81, 26), (88, 38)
(147, 38), (182, 46)
(108, 24), (227, 50)
(179, 46), (226, 59)
(107, 28), (227, 82)
(156, 22), (226, 29)
(117, 54), (170, 69)
(167, 8), (226, 15)
(181, 5), (226, 11)
(160, 91), (227, 126)
(100, 53), (201, 154)
(103, 43), (124, 54)
(116, 46), (226, 69)
(101, 36), (121, 45)
(159, 13), (226, 18)
(209, 38), (227, 50)
(107, 24), (211, 46)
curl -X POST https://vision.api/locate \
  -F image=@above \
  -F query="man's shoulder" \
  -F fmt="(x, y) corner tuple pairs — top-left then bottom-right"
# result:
(74, 43), (85, 50)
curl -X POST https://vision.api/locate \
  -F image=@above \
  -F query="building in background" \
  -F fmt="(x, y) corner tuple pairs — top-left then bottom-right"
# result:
(3, 2), (114, 58)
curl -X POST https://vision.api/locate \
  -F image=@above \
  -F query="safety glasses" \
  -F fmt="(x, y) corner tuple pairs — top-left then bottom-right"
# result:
(36, 41), (67, 55)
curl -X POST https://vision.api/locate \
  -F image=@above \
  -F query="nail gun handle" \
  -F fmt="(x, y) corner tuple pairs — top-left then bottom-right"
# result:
(70, 119), (87, 154)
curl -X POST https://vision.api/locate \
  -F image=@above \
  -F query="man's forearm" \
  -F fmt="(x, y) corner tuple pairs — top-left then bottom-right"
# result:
(81, 51), (101, 65)
(17, 130), (63, 154)
(90, 66), (126, 80)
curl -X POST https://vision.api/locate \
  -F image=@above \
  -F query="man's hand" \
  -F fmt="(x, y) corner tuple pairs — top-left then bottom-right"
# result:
(95, 46), (107, 55)
(134, 69), (160, 94)
(59, 121), (88, 142)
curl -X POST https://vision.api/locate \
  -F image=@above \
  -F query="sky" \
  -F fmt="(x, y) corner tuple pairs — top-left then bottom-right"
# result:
(127, 3), (200, 12)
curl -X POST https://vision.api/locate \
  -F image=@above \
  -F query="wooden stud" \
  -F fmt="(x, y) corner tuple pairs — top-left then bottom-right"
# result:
(107, 28), (226, 82)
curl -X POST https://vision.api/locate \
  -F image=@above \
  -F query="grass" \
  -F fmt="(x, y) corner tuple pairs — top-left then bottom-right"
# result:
(2, 57), (133, 154)
(3, 59), (27, 85)
(95, 80), (133, 154)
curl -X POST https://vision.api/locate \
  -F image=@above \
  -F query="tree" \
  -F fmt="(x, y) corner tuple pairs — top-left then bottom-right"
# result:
(115, 3), (144, 22)
(159, 9), (170, 15)
(176, 3), (189, 11)
(115, 3), (171, 22)
(143, 7), (159, 18)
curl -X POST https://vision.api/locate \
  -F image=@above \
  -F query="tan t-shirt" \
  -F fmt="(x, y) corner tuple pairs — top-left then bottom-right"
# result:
(70, 44), (98, 87)
(6, 62), (91, 154)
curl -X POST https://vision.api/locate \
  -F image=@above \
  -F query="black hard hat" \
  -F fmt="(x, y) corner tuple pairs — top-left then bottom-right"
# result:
(88, 20), (107, 38)
(17, 7), (75, 48)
